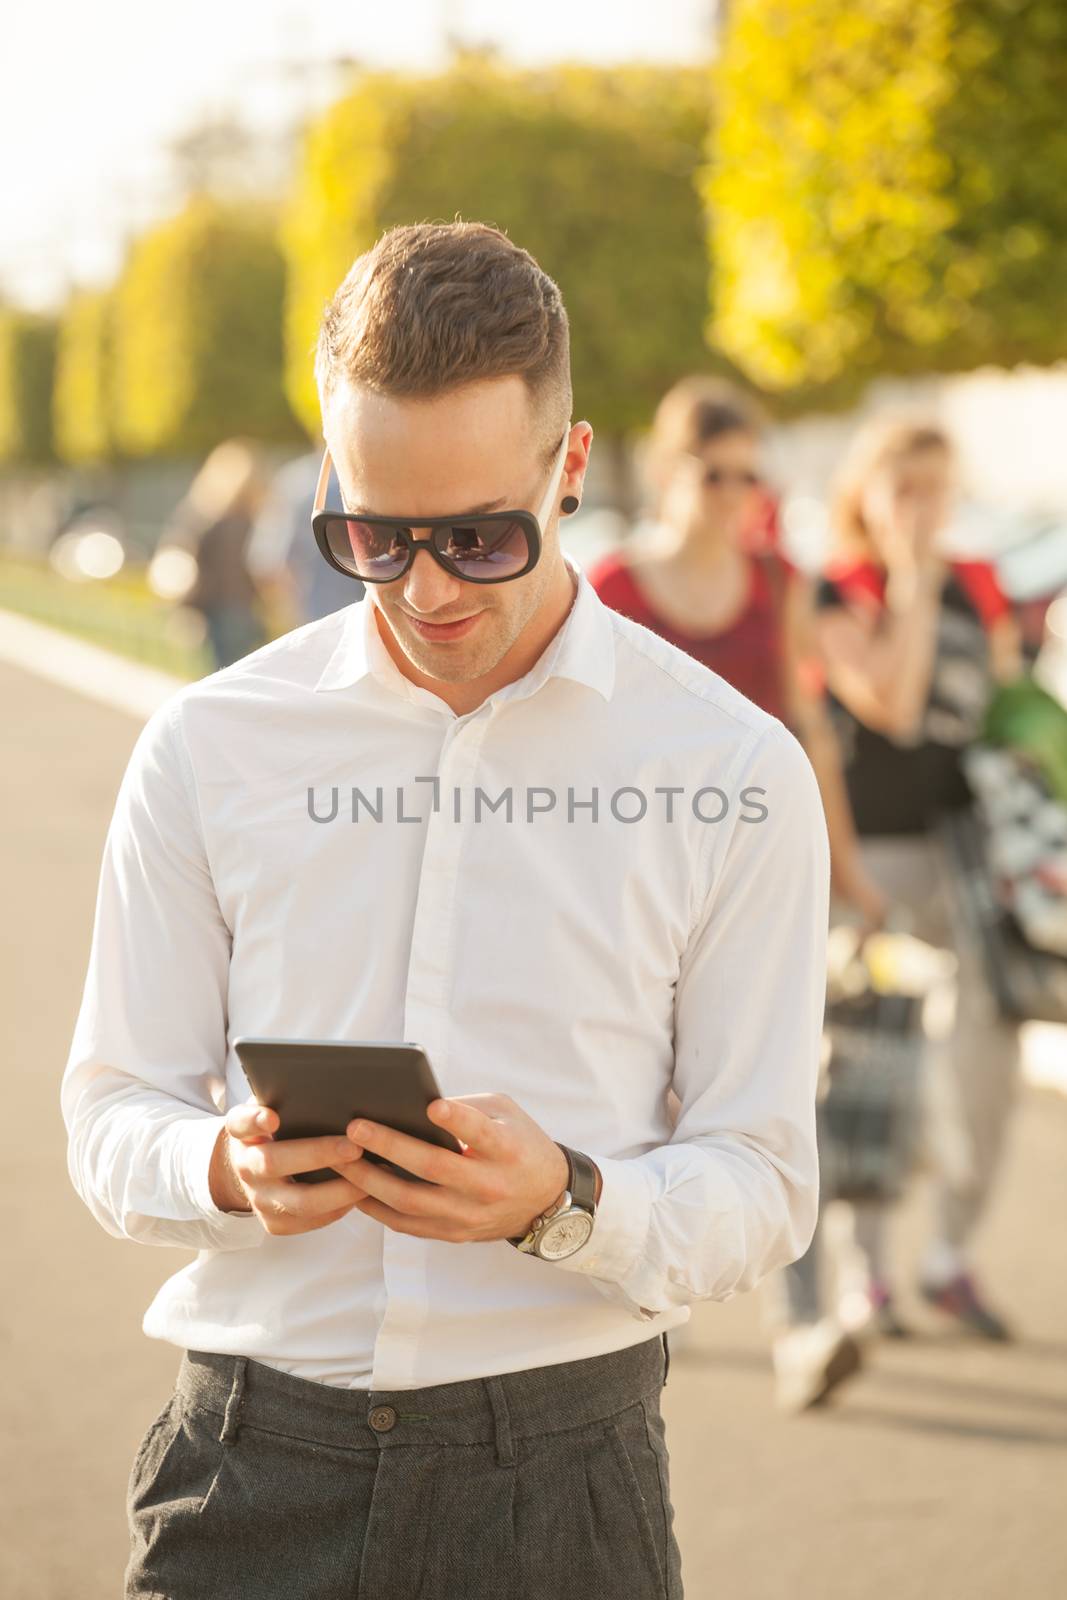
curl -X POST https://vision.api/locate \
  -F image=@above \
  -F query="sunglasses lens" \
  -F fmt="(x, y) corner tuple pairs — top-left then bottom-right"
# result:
(322, 517), (409, 581)
(704, 470), (759, 488)
(700, 467), (758, 486)
(435, 519), (531, 580)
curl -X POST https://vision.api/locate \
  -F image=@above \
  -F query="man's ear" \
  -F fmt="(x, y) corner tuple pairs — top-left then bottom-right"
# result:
(563, 420), (594, 505)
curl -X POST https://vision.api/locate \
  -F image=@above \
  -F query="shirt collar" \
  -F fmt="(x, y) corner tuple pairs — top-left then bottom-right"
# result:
(313, 553), (616, 709)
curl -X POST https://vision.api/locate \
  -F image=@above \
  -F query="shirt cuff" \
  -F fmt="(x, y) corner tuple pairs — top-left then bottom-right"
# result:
(546, 1151), (654, 1292)
(180, 1114), (267, 1250)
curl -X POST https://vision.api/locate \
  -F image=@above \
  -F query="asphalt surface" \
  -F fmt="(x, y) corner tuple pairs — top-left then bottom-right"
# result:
(3, 656), (1064, 1599)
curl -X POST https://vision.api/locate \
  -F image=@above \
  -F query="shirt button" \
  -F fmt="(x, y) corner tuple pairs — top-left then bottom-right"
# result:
(368, 1405), (397, 1432)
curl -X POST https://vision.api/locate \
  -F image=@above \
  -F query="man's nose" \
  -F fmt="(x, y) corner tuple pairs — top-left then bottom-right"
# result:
(400, 541), (467, 612)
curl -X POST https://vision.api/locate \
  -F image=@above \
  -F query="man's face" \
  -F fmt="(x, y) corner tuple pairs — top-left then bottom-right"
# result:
(324, 375), (573, 686)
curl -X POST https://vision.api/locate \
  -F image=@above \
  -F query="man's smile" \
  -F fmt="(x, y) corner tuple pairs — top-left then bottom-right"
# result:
(401, 611), (486, 641)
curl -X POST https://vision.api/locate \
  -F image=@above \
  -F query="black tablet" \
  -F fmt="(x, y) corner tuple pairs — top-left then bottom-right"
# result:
(232, 1038), (463, 1185)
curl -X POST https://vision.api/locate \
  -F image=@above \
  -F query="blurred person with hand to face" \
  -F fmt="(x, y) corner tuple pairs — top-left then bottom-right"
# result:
(779, 415), (1025, 1380)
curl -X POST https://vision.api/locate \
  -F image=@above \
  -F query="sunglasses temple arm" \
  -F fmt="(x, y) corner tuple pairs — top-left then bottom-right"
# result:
(535, 429), (571, 529)
(314, 448), (333, 515)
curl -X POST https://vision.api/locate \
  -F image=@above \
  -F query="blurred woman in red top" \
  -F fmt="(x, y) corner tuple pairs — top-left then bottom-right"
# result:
(587, 375), (885, 925)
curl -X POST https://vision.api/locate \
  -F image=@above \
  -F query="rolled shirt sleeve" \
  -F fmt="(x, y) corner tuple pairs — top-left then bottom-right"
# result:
(60, 694), (266, 1253)
(549, 722), (830, 1319)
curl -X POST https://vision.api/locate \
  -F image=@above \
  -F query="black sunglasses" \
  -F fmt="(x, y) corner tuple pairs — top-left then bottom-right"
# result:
(312, 432), (570, 586)
(702, 467), (761, 489)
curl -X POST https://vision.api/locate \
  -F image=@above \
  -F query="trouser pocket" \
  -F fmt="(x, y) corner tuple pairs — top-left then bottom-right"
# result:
(126, 1394), (376, 1599)
(605, 1395), (683, 1597)
(126, 1394), (182, 1514)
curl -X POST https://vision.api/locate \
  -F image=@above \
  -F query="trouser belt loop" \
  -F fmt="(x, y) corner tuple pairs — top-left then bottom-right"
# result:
(219, 1356), (249, 1445)
(483, 1375), (517, 1467)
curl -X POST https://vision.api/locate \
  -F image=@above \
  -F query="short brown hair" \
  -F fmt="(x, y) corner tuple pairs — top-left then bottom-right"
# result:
(315, 221), (572, 460)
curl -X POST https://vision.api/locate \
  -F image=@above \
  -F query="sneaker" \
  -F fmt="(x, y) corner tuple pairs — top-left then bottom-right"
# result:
(918, 1270), (1013, 1340)
(772, 1319), (863, 1413)
(838, 1277), (913, 1340)
(867, 1279), (914, 1339)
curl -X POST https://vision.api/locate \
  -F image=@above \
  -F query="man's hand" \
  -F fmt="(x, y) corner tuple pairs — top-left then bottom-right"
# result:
(335, 1093), (575, 1243)
(208, 1100), (371, 1235)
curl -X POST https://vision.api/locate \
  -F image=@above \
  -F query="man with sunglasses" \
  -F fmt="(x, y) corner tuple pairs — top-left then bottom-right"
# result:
(63, 221), (829, 1599)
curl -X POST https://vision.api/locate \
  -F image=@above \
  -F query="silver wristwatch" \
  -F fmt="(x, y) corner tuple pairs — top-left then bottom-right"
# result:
(508, 1144), (598, 1261)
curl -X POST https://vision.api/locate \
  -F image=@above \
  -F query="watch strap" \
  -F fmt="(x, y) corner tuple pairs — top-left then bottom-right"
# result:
(506, 1144), (598, 1250)
(556, 1143), (598, 1216)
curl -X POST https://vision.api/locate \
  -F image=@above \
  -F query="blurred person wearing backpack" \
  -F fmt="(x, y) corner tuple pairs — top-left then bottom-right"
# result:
(792, 415), (1025, 1363)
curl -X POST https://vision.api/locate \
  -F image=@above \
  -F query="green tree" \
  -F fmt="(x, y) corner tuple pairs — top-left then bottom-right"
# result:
(0, 309), (59, 467)
(282, 60), (714, 498)
(113, 196), (302, 458)
(54, 288), (117, 465)
(707, 0), (1067, 405)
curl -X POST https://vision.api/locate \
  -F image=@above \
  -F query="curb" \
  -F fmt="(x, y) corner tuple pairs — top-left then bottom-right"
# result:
(0, 607), (186, 721)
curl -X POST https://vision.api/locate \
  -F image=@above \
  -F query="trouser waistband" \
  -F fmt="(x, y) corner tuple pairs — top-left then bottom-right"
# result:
(177, 1333), (669, 1465)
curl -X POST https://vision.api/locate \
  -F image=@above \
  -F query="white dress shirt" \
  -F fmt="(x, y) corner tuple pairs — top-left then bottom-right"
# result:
(61, 554), (829, 1390)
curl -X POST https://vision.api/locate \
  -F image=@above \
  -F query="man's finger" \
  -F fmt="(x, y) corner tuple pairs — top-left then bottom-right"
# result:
(245, 1132), (365, 1182)
(255, 1172), (373, 1226)
(344, 1151), (471, 1218)
(422, 1095), (508, 1158)
(352, 1193), (466, 1241)
(343, 1118), (479, 1191)
(226, 1100), (278, 1142)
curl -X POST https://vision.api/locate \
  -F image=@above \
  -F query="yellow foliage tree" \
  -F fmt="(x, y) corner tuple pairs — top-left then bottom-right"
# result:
(708, 0), (1067, 405)
(112, 196), (301, 458)
(54, 288), (117, 465)
(0, 309), (58, 467)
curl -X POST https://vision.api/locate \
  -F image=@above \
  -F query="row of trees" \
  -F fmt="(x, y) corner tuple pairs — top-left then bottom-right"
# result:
(2, 2), (1064, 469)
(4, 60), (712, 472)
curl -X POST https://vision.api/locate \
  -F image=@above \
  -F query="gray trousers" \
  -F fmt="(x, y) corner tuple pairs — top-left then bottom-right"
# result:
(125, 1333), (682, 1600)
(781, 828), (1021, 1323)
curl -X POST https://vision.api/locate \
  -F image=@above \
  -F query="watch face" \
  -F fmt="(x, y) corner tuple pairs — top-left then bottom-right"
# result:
(537, 1210), (594, 1260)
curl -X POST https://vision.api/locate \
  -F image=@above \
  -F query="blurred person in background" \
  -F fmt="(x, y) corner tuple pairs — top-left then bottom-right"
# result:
(587, 377), (888, 1408)
(786, 415), (1025, 1363)
(159, 438), (271, 670)
(247, 445), (365, 626)
(587, 377), (887, 922)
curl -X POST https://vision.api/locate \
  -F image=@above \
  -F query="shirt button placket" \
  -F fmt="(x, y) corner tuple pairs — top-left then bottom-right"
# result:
(376, 712), (493, 1392)
(402, 712), (492, 1063)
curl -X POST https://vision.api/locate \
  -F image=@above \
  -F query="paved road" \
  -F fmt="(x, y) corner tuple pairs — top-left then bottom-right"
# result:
(3, 658), (1065, 1599)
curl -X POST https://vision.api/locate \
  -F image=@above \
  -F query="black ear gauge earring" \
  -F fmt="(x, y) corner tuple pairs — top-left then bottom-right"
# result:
(561, 495), (580, 515)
